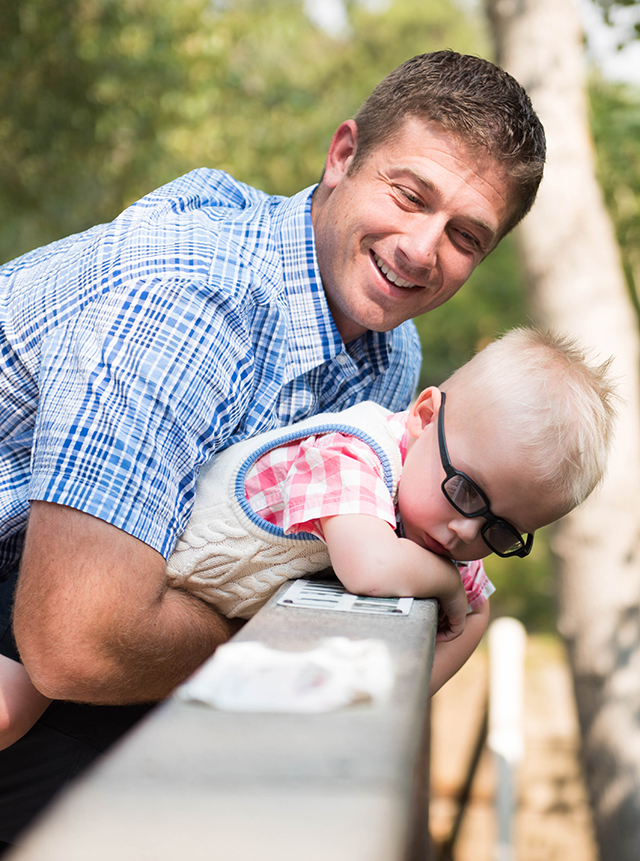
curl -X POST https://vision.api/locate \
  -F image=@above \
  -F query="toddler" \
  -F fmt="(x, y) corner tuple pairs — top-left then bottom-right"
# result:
(0, 327), (617, 748)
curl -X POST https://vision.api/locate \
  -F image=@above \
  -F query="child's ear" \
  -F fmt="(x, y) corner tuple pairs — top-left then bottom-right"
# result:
(407, 387), (442, 439)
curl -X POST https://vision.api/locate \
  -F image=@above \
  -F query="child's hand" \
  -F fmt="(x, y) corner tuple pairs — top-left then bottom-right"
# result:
(320, 515), (470, 629)
(434, 574), (468, 642)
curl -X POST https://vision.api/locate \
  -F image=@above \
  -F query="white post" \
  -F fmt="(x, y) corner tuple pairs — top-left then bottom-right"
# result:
(488, 617), (527, 861)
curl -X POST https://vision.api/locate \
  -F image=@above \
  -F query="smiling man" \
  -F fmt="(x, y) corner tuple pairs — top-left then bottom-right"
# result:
(0, 50), (545, 844)
(313, 119), (512, 340)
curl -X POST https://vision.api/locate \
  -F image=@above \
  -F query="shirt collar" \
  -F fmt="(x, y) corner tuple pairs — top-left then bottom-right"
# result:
(270, 185), (393, 382)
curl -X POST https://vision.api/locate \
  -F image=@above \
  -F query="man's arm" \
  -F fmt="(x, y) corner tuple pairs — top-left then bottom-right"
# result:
(14, 501), (240, 705)
(320, 514), (468, 641)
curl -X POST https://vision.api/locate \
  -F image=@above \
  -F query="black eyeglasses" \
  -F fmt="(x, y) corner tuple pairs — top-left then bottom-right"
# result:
(438, 392), (534, 558)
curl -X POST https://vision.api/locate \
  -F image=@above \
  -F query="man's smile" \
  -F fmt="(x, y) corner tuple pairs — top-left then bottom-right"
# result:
(372, 252), (418, 289)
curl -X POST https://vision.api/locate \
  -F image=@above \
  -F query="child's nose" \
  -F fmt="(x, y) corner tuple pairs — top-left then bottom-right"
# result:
(450, 515), (483, 544)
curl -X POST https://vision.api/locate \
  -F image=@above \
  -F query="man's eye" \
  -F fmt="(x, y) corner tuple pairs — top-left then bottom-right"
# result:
(455, 229), (481, 250)
(397, 187), (421, 205)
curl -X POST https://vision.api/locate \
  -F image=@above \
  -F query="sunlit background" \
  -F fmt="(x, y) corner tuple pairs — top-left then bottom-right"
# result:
(3, 5), (640, 859)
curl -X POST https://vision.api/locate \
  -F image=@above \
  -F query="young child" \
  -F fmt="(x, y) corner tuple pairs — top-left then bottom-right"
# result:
(0, 327), (617, 748)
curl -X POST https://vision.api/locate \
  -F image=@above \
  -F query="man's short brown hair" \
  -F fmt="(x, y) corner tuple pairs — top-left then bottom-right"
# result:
(351, 51), (546, 235)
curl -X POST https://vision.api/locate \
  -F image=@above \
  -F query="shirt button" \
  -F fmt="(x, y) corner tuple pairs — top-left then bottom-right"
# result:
(335, 353), (348, 366)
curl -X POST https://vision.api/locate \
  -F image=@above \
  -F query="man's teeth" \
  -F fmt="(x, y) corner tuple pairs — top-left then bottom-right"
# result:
(373, 254), (416, 289)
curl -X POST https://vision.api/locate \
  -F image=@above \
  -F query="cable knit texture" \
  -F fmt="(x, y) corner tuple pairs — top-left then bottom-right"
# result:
(166, 402), (402, 618)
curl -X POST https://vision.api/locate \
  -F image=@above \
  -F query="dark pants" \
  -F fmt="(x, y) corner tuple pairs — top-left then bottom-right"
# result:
(0, 570), (152, 845)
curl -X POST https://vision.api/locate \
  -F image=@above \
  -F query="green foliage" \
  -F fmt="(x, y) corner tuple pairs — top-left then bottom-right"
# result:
(154, 0), (489, 198)
(590, 78), (640, 320)
(0, 0), (489, 262)
(484, 527), (557, 633)
(0, 0), (210, 257)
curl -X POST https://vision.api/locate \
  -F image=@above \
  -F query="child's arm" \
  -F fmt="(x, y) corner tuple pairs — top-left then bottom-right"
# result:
(320, 514), (468, 641)
(429, 600), (490, 696)
(0, 653), (51, 751)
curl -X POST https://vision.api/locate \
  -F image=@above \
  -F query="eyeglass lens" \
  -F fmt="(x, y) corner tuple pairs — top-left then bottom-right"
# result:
(483, 521), (524, 555)
(443, 474), (486, 515)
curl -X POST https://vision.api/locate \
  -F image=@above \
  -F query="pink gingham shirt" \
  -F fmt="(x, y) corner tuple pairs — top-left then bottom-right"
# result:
(244, 411), (493, 610)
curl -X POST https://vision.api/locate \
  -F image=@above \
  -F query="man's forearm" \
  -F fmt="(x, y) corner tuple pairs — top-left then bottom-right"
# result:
(15, 501), (241, 705)
(94, 584), (242, 704)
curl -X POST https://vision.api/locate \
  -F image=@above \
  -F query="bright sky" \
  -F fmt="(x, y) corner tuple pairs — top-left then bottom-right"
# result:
(303, 0), (390, 38)
(579, 0), (640, 84)
(302, 0), (350, 38)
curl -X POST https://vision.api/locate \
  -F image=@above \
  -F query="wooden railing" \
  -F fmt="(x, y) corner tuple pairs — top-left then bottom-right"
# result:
(7, 580), (437, 861)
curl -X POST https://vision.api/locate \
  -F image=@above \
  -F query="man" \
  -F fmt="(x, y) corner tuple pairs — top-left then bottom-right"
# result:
(0, 50), (545, 842)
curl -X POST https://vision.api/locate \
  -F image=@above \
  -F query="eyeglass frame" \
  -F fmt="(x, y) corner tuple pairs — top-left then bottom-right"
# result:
(437, 391), (534, 558)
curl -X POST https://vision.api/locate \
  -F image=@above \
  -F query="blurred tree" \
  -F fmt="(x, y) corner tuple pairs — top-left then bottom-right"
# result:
(487, 1), (640, 858)
(591, 80), (640, 320)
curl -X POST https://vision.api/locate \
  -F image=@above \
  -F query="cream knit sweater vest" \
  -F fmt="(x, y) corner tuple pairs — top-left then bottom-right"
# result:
(166, 401), (403, 618)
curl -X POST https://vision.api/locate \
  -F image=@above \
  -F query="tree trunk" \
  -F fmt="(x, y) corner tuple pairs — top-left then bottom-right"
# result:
(485, 0), (640, 858)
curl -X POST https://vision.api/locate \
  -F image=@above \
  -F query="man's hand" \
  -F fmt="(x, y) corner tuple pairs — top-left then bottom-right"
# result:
(14, 501), (239, 705)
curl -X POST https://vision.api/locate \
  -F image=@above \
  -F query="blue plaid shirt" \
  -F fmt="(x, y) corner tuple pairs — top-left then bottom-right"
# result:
(0, 169), (420, 569)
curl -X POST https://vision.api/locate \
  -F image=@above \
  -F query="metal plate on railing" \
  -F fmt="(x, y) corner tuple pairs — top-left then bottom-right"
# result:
(277, 578), (413, 616)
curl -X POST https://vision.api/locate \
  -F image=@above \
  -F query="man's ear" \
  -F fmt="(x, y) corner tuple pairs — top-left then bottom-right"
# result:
(322, 120), (358, 190)
(407, 387), (442, 439)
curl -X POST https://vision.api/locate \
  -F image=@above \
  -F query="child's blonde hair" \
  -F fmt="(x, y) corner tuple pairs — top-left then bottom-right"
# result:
(443, 328), (618, 517)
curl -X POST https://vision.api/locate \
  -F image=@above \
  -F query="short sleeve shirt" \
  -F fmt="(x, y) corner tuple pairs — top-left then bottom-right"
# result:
(0, 170), (421, 572)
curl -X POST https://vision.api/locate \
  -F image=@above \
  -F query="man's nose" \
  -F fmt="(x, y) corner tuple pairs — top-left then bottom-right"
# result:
(449, 515), (483, 544)
(398, 217), (445, 270)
